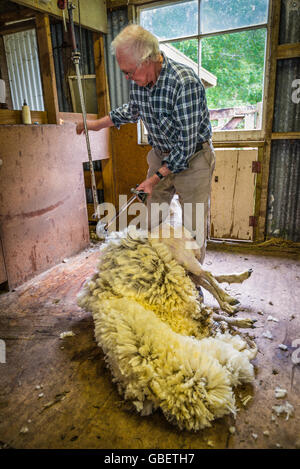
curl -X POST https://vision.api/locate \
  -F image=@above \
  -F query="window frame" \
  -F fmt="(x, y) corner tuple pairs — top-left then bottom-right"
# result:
(136, 0), (273, 144)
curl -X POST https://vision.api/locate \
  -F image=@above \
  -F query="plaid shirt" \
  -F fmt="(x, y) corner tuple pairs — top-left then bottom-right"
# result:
(109, 52), (212, 173)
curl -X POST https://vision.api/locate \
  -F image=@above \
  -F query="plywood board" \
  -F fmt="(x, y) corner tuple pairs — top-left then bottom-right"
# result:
(12, 0), (107, 34)
(210, 149), (258, 240)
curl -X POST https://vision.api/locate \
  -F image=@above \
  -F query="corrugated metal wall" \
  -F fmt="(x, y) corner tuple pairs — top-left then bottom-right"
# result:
(273, 58), (300, 133)
(279, 0), (300, 44)
(266, 140), (300, 242)
(104, 8), (130, 109)
(266, 1), (300, 242)
(50, 22), (95, 112)
(3, 29), (44, 111)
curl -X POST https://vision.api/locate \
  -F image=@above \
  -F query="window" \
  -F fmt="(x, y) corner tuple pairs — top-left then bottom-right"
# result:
(138, 0), (269, 133)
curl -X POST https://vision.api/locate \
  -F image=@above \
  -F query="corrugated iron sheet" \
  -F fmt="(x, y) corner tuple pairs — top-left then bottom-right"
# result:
(266, 140), (300, 242)
(50, 22), (95, 112)
(279, 0), (300, 45)
(3, 29), (44, 111)
(105, 8), (130, 109)
(273, 58), (300, 133)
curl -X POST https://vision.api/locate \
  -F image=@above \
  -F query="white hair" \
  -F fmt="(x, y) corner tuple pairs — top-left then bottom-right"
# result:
(111, 24), (160, 65)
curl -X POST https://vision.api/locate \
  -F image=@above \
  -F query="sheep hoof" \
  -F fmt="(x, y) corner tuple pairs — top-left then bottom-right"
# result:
(228, 298), (240, 306)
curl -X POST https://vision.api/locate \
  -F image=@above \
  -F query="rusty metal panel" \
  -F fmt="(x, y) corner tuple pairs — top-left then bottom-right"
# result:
(279, 0), (300, 45)
(266, 140), (300, 242)
(0, 123), (110, 289)
(273, 58), (300, 133)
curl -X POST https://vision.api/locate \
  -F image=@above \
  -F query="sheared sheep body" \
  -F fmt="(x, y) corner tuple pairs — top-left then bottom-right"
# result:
(78, 228), (257, 431)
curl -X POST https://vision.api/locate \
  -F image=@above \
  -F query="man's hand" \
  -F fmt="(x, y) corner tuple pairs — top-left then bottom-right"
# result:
(136, 175), (158, 198)
(76, 121), (85, 135)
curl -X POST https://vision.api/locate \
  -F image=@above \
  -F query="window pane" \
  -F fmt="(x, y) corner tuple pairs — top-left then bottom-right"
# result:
(200, 0), (269, 34)
(139, 0), (198, 40)
(202, 29), (267, 130)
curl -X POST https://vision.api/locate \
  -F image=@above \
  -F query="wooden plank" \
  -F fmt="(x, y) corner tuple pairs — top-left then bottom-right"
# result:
(93, 32), (115, 205)
(107, 0), (161, 7)
(277, 43), (300, 60)
(11, 0), (107, 33)
(59, 112), (98, 123)
(0, 20), (36, 36)
(213, 140), (265, 148)
(35, 13), (59, 125)
(93, 33), (110, 118)
(257, 0), (281, 241)
(212, 129), (264, 143)
(0, 36), (13, 110)
(0, 110), (47, 124)
(0, 7), (34, 26)
(253, 145), (265, 242)
(271, 132), (300, 140)
(210, 149), (257, 241)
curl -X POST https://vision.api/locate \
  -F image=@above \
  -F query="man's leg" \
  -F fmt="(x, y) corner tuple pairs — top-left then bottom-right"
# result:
(174, 141), (215, 264)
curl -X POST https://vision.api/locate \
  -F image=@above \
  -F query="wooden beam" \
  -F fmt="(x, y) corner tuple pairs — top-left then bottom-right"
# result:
(0, 20), (36, 36)
(35, 13), (59, 124)
(0, 36), (13, 110)
(271, 132), (300, 140)
(212, 140), (265, 148)
(0, 7), (34, 26)
(93, 32), (115, 206)
(277, 43), (300, 60)
(0, 110), (47, 124)
(256, 0), (281, 242)
(107, 0), (162, 8)
(93, 33), (110, 118)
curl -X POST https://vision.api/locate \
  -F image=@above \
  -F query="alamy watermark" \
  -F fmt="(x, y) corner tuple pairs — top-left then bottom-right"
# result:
(97, 196), (205, 249)
(291, 79), (300, 104)
(0, 339), (5, 364)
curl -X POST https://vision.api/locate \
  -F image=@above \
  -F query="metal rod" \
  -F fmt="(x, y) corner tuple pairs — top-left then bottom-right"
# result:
(68, 2), (99, 217)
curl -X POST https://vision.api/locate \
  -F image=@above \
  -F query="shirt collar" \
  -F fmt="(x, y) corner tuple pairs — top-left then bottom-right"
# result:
(146, 51), (169, 91)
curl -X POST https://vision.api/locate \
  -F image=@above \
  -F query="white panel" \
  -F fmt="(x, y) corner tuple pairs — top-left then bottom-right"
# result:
(3, 29), (44, 111)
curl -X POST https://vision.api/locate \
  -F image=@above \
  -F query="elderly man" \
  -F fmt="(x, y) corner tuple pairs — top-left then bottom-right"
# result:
(76, 24), (215, 264)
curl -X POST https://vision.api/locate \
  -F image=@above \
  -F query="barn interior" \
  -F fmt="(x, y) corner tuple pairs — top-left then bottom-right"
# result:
(0, 0), (299, 451)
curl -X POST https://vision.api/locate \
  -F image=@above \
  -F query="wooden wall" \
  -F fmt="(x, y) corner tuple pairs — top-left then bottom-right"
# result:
(0, 124), (110, 289)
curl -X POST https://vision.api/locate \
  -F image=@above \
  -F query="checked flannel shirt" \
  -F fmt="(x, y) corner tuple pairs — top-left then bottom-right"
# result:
(109, 52), (212, 174)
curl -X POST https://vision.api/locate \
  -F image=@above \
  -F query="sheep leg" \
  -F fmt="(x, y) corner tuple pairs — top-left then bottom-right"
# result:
(198, 270), (240, 311)
(212, 313), (257, 329)
(214, 269), (253, 284)
(191, 274), (239, 315)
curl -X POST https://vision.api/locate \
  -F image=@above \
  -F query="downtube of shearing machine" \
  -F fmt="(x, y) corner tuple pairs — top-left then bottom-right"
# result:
(67, 1), (99, 217)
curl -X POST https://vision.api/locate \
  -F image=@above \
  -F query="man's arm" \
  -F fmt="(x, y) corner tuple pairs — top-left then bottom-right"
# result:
(137, 164), (172, 196)
(76, 115), (114, 135)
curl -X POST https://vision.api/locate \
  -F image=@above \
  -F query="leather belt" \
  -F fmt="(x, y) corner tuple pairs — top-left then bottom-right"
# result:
(195, 140), (210, 152)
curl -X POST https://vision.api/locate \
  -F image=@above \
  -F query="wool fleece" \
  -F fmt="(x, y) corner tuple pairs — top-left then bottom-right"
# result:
(78, 229), (257, 431)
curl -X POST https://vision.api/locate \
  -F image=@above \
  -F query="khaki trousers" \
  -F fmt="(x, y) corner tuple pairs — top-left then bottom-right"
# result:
(146, 141), (215, 263)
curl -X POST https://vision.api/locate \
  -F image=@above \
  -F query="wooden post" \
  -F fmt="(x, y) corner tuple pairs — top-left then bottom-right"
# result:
(256, 0), (281, 241)
(93, 32), (115, 206)
(35, 13), (59, 124)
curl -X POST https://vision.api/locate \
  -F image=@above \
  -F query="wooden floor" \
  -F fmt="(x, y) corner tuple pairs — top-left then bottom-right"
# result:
(0, 243), (299, 449)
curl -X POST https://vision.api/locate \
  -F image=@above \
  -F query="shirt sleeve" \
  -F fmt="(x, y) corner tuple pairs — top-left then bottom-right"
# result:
(109, 100), (140, 129)
(161, 80), (210, 173)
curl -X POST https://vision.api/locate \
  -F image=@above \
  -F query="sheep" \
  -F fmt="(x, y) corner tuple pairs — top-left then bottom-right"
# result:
(78, 224), (257, 431)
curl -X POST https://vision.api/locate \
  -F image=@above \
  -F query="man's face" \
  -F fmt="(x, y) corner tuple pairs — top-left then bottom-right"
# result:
(116, 50), (151, 87)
